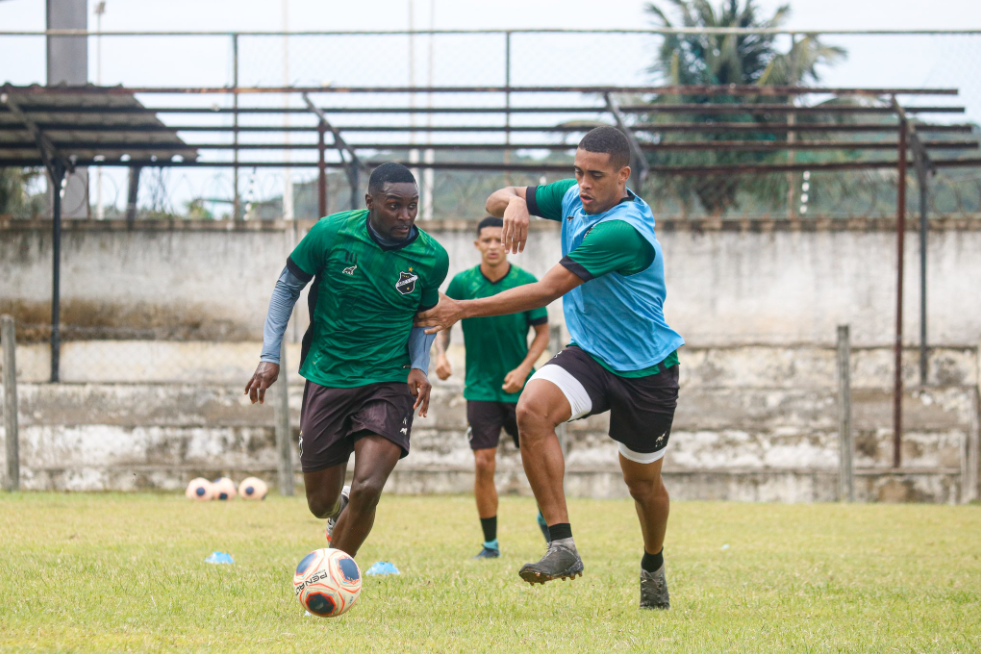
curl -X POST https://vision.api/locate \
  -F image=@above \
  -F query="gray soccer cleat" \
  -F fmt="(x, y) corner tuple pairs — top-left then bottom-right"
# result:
(639, 564), (670, 610)
(326, 485), (351, 545)
(518, 542), (584, 585)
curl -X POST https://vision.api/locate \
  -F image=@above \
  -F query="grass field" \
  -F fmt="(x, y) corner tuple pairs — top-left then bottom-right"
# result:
(1, 493), (979, 654)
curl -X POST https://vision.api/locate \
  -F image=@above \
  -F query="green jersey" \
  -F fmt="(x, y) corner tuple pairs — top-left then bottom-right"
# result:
(445, 264), (548, 403)
(288, 209), (449, 388)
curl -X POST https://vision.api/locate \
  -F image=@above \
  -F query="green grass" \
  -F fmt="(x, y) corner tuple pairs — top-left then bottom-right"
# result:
(1, 493), (979, 654)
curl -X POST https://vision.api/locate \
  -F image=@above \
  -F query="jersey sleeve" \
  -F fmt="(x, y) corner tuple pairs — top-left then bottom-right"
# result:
(445, 273), (465, 301)
(525, 179), (577, 222)
(287, 218), (333, 281)
(526, 305), (548, 327)
(560, 220), (655, 282)
(420, 246), (450, 311)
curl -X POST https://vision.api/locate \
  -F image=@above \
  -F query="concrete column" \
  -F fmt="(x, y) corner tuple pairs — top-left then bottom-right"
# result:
(46, 0), (89, 219)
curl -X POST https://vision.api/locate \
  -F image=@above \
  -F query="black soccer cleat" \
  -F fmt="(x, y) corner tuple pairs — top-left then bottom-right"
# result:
(518, 543), (584, 585)
(639, 564), (670, 610)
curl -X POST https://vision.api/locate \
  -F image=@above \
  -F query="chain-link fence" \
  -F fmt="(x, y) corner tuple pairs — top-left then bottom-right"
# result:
(1, 29), (980, 221)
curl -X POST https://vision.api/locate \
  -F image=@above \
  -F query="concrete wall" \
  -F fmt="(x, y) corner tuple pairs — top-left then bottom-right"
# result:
(2, 345), (978, 503)
(2, 217), (981, 347)
(2, 218), (980, 501)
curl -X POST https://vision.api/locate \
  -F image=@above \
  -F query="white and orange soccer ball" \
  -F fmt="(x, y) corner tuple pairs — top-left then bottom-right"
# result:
(293, 548), (362, 618)
(185, 477), (214, 501)
(238, 477), (268, 501)
(211, 477), (237, 500)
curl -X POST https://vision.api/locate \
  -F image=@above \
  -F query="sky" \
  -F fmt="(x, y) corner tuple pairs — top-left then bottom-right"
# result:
(1, 0), (978, 214)
(0, 0), (978, 32)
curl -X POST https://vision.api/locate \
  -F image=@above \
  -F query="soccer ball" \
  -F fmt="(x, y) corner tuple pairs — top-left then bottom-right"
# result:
(212, 477), (237, 500)
(238, 477), (268, 501)
(185, 477), (213, 501)
(293, 548), (362, 618)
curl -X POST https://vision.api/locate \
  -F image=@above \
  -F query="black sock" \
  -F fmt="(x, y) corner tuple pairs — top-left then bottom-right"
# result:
(547, 523), (573, 542)
(641, 548), (664, 573)
(480, 516), (497, 544)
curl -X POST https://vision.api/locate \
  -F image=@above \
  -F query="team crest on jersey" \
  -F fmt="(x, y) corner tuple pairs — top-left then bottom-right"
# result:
(395, 271), (419, 295)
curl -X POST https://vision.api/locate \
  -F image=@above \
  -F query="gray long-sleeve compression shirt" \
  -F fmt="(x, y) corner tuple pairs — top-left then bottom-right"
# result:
(259, 264), (435, 373)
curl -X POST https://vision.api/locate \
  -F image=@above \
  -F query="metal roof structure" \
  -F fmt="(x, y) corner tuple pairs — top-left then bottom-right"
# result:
(0, 84), (197, 175)
(2, 82), (979, 464)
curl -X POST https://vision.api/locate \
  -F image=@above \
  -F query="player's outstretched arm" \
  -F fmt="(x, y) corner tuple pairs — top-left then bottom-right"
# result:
(486, 186), (529, 255)
(415, 263), (582, 334)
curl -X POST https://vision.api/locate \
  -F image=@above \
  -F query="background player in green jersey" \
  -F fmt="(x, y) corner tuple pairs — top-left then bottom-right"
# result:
(245, 163), (448, 559)
(434, 217), (551, 559)
(418, 128), (682, 610)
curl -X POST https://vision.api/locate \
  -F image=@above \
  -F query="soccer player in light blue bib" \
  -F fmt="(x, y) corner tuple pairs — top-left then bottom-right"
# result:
(417, 127), (682, 609)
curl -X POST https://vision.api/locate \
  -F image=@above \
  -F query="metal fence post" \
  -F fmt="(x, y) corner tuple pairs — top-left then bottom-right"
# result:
(2, 315), (20, 492)
(274, 341), (295, 496)
(232, 32), (241, 221)
(836, 325), (854, 502)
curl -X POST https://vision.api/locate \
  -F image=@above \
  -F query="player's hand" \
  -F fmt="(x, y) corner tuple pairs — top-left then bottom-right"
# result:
(245, 361), (279, 405)
(501, 196), (530, 254)
(435, 354), (452, 381)
(502, 365), (530, 394)
(407, 368), (432, 418)
(415, 293), (464, 335)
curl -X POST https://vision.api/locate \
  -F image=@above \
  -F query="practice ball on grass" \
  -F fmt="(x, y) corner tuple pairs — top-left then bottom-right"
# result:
(185, 477), (213, 501)
(294, 548), (362, 618)
(211, 477), (237, 500)
(238, 477), (267, 501)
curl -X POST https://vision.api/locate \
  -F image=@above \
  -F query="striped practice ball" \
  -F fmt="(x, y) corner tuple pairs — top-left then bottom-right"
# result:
(293, 548), (362, 618)
(238, 477), (268, 501)
(185, 478), (213, 501)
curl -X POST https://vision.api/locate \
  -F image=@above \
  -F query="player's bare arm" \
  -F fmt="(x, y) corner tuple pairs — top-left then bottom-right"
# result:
(502, 322), (550, 394)
(434, 330), (452, 380)
(245, 361), (280, 405)
(485, 186), (530, 255)
(416, 264), (582, 334)
(407, 367), (432, 418)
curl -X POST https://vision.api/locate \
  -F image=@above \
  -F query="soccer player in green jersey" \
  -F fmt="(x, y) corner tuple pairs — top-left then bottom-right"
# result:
(434, 217), (551, 559)
(418, 127), (682, 609)
(245, 163), (449, 559)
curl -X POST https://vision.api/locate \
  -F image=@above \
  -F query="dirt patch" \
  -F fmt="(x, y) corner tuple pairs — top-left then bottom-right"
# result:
(0, 299), (257, 343)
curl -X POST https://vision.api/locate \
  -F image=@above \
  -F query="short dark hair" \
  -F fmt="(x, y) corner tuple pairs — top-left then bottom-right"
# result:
(578, 126), (631, 170)
(476, 216), (503, 236)
(368, 162), (417, 195)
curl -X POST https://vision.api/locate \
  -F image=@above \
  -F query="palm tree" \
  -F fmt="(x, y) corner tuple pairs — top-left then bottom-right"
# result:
(642, 0), (846, 215)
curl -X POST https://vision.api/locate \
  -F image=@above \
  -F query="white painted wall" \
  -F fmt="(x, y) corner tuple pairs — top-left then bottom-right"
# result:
(2, 220), (980, 348)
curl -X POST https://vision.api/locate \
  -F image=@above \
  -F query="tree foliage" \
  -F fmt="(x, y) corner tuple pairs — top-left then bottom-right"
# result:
(643, 0), (846, 215)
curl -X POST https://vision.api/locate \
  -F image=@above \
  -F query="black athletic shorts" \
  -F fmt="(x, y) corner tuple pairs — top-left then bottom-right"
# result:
(466, 400), (520, 451)
(298, 380), (415, 473)
(534, 345), (679, 460)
